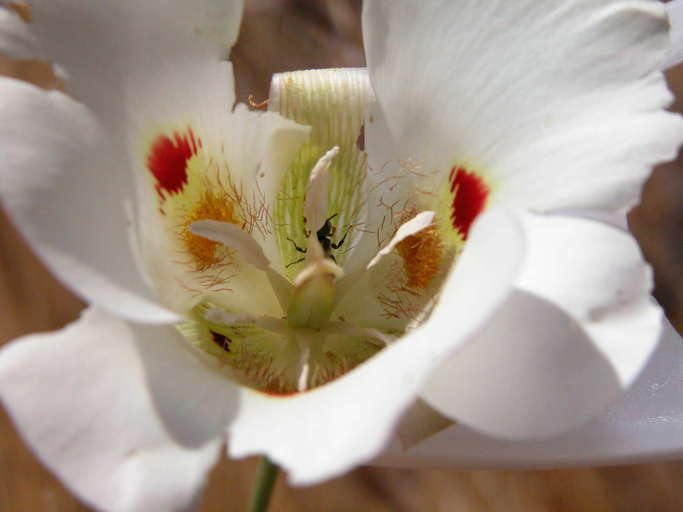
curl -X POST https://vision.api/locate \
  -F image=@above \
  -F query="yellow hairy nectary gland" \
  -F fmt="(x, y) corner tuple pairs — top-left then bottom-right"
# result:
(395, 211), (443, 290)
(182, 190), (239, 271)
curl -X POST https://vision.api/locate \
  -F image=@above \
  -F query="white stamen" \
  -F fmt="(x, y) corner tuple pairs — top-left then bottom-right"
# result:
(367, 210), (436, 269)
(324, 321), (396, 346)
(303, 146), (339, 232)
(297, 344), (311, 392)
(363, 328), (396, 346)
(205, 309), (291, 336)
(189, 220), (271, 270)
(205, 309), (255, 324)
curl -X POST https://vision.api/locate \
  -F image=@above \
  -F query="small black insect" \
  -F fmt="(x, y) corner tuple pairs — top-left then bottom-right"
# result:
(210, 330), (232, 352)
(286, 213), (351, 268)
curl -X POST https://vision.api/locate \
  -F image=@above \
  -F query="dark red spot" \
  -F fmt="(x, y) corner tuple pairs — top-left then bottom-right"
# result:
(210, 330), (231, 352)
(147, 128), (201, 200)
(449, 166), (489, 240)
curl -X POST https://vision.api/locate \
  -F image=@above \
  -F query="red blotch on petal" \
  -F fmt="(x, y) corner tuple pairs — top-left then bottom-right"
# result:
(449, 166), (489, 240)
(147, 128), (201, 199)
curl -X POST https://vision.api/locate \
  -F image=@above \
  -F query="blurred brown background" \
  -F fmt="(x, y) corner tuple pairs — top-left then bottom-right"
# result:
(2, 0), (683, 510)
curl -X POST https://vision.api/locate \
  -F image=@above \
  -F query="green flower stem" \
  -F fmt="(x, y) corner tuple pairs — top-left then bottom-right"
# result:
(247, 457), (279, 512)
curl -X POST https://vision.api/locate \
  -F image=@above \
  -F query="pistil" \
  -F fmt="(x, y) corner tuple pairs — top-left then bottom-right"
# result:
(286, 237), (343, 329)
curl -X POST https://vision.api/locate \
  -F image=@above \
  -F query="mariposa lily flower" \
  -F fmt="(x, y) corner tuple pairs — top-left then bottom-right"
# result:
(1, 0), (683, 511)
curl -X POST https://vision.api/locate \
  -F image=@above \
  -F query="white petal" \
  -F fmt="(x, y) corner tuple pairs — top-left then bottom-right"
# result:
(420, 213), (661, 439)
(267, 68), (373, 275)
(222, 104), (312, 270)
(0, 2), (249, 323)
(190, 220), (271, 271)
(303, 145), (339, 233)
(366, 210), (435, 269)
(396, 399), (453, 450)
(665, 0), (683, 68)
(0, 1), (259, 322)
(269, 68), (372, 148)
(0, 7), (44, 59)
(23, 0), (243, 128)
(516, 214), (661, 386)
(0, 78), (177, 323)
(421, 289), (625, 440)
(228, 206), (525, 484)
(0, 308), (240, 511)
(363, 0), (683, 212)
(137, 101), (308, 316)
(376, 320), (683, 469)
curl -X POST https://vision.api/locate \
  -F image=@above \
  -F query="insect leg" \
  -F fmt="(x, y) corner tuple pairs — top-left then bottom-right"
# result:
(285, 257), (306, 268)
(331, 225), (352, 249)
(287, 237), (307, 254)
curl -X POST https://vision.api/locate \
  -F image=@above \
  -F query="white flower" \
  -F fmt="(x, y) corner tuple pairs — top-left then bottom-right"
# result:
(665, 0), (683, 68)
(0, 1), (682, 511)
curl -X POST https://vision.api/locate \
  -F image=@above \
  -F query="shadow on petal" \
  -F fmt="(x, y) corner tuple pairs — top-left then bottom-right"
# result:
(134, 326), (242, 448)
(420, 289), (622, 440)
(375, 318), (683, 470)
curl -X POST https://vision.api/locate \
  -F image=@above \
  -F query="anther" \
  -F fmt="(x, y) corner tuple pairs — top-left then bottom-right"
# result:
(247, 94), (269, 110)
